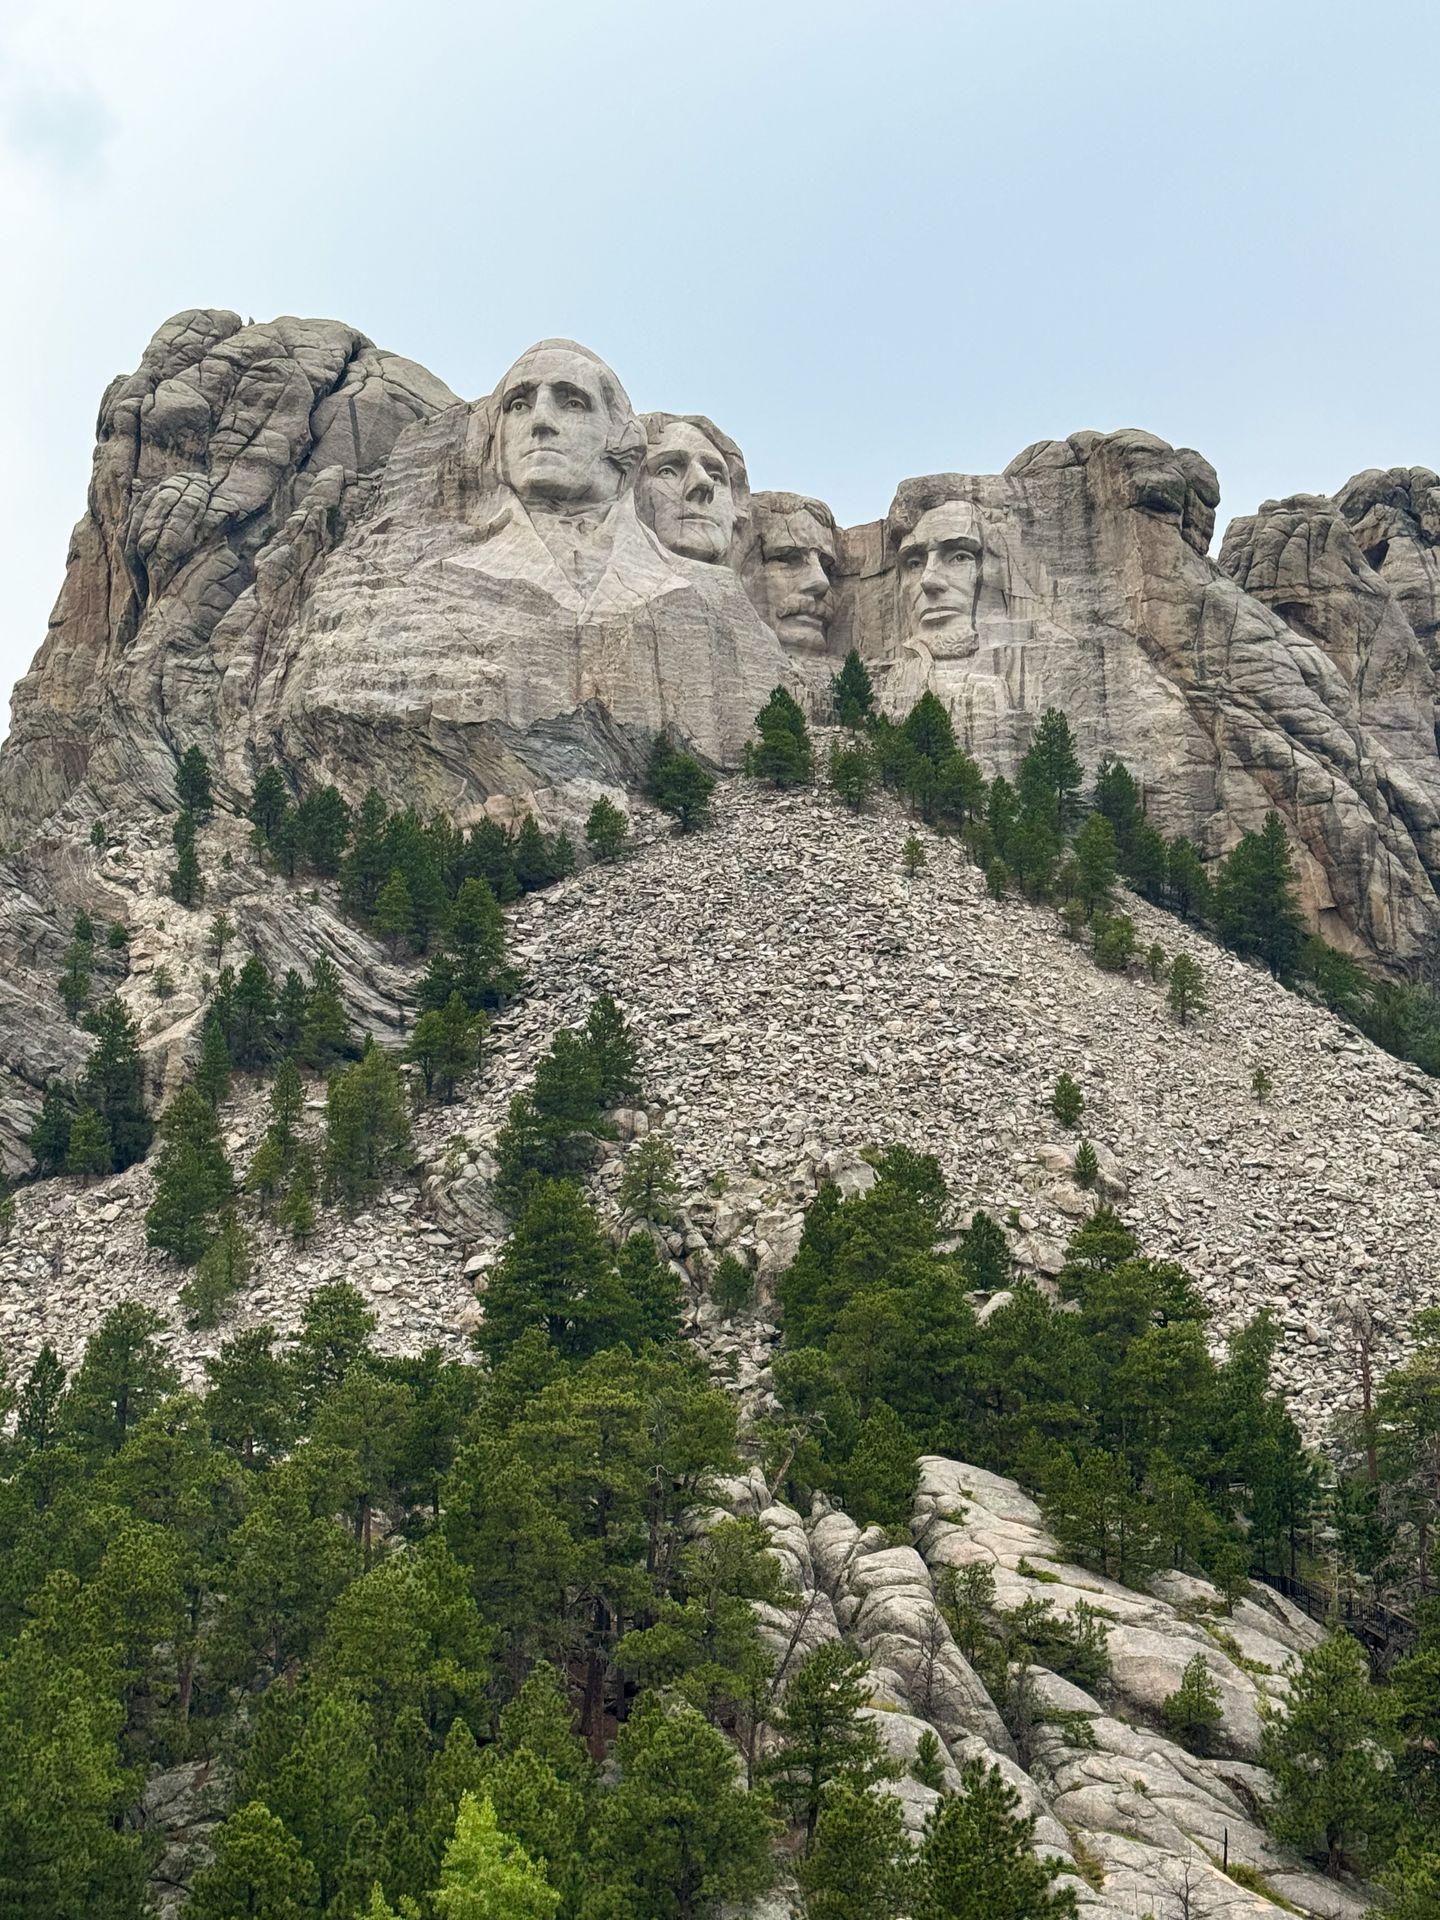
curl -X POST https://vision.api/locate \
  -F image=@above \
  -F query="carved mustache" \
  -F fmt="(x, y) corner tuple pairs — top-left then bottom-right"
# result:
(774, 593), (830, 620)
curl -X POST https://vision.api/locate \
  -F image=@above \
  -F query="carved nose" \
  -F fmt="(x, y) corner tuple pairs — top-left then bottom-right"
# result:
(798, 555), (828, 599)
(684, 460), (715, 504)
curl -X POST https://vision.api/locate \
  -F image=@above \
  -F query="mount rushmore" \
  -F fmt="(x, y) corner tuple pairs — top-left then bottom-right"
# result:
(1, 309), (1439, 1163)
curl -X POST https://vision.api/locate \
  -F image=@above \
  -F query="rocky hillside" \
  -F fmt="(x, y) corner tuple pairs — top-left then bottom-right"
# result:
(5, 772), (1436, 1441)
(2, 769), (1426, 1918)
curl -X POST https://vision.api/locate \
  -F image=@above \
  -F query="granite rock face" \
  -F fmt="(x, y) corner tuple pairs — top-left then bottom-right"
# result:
(4, 311), (1440, 1171)
(1, 310), (457, 829)
(5, 312), (1440, 970)
(835, 431), (1440, 962)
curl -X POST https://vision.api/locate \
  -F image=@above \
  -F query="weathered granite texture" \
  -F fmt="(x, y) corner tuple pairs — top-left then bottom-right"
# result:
(5, 312), (1440, 969)
(216, 343), (793, 820)
(1, 310), (457, 828)
(834, 431), (1440, 963)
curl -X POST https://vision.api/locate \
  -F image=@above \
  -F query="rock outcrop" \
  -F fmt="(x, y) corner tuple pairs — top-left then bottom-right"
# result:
(6, 310), (1440, 980)
(1, 311), (458, 830)
(6, 776), (1437, 1440)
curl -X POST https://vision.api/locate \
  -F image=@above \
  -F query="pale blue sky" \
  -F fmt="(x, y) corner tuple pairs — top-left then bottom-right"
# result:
(3, 0), (1437, 709)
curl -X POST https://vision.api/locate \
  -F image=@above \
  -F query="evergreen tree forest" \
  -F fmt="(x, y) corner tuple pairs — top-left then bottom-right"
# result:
(9, 719), (1440, 1919)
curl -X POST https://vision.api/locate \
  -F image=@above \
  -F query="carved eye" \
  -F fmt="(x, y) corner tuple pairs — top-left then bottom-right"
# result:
(505, 396), (529, 413)
(564, 393), (590, 410)
(656, 462), (680, 478)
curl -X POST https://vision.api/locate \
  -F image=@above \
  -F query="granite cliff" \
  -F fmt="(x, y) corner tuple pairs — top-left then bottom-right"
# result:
(2, 309), (1439, 1166)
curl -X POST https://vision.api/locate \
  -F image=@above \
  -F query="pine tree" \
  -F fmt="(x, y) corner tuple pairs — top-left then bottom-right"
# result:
(249, 767), (290, 847)
(1261, 1631), (1391, 1874)
(0, 1174), (14, 1245)
(653, 751), (715, 834)
(585, 796), (629, 863)
(913, 1760), (1078, 1920)
(585, 991), (640, 1104)
(208, 911), (234, 966)
(513, 816), (557, 893)
(29, 1081), (74, 1174)
(588, 1695), (775, 1916)
(1166, 835), (1211, 922)
(420, 878), (509, 1014)
(475, 1179), (618, 1365)
(903, 835), (927, 878)
(176, 746), (214, 820)
(295, 784), (351, 875)
(1252, 1065), (1274, 1104)
(840, 1402), (919, 1528)
(935, 749), (987, 828)
(275, 970), (308, 1053)
(913, 1730), (947, 1790)
(832, 648), (875, 728)
(268, 1054), (305, 1152)
(65, 1105), (112, 1182)
(1161, 1652), (1223, 1752)
(299, 954), (353, 1070)
(375, 869), (415, 956)
(229, 956), (277, 1068)
(761, 1641), (895, 1851)
(712, 1253), (755, 1317)
(182, 1213), (250, 1329)
(58, 927), (93, 1019)
(145, 1085), (233, 1263)
(901, 692), (956, 765)
(1074, 1139), (1098, 1189)
(268, 1693), (376, 1910)
(1071, 812), (1117, 919)
(618, 1134), (677, 1223)
(1126, 821), (1169, 903)
(245, 1131), (287, 1208)
(14, 1344), (67, 1452)
(431, 1792), (558, 1920)
(1092, 913), (1136, 972)
(1167, 952), (1206, 1025)
(64, 1301), (178, 1454)
(170, 808), (204, 906)
(341, 789), (392, 922)
(798, 1783), (910, 1920)
(1016, 709), (1083, 835)
(550, 830), (576, 878)
(187, 1800), (319, 1920)
(195, 1014), (233, 1107)
(323, 1045), (412, 1210)
(753, 686), (814, 788)
(1214, 811), (1305, 979)
(959, 1209), (1012, 1290)
(1051, 1073), (1083, 1130)
(1091, 755), (1142, 857)
(78, 998), (152, 1169)
(277, 1147), (318, 1244)
(408, 995), (485, 1101)
(829, 740), (876, 811)
(269, 807), (300, 877)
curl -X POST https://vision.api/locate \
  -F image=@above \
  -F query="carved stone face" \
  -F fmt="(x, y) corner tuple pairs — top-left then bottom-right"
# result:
(498, 346), (622, 508)
(755, 503), (836, 650)
(898, 502), (982, 656)
(638, 421), (737, 562)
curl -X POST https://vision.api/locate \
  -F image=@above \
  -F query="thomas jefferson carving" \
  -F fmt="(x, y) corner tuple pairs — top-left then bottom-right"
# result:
(637, 413), (748, 564)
